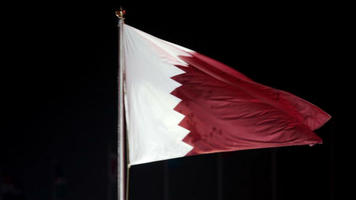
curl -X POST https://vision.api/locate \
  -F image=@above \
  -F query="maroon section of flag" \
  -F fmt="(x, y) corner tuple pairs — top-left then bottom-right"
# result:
(171, 52), (331, 156)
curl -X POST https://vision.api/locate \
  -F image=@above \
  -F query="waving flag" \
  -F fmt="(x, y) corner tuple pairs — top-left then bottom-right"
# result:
(122, 24), (331, 166)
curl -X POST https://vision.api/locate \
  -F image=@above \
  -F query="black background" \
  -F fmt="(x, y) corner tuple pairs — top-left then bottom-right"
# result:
(2, 1), (341, 200)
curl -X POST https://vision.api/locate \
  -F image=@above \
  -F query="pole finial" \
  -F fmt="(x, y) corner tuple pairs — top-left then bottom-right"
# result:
(115, 7), (126, 19)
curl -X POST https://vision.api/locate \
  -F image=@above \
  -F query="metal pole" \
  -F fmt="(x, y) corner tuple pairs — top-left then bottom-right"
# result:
(163, 162), (169, 200)
(271, 149), (277, 200)
(217, 154), (223, 200)
(115, 8), (127, 200)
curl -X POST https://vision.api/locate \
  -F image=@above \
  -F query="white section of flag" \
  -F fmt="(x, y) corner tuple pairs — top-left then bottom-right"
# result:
(123, 25), (193, 166)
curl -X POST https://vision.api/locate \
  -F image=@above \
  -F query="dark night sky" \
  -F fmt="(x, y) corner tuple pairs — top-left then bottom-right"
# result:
(2, 1), (342, 200)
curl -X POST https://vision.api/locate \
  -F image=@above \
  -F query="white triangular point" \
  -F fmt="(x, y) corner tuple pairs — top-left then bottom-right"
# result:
(123, 25), (193, 166)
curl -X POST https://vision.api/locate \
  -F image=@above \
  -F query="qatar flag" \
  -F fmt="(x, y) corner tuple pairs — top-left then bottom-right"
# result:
(122, 24), (331, 166)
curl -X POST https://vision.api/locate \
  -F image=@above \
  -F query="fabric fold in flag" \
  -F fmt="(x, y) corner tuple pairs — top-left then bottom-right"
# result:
(122, 24), (331, 166)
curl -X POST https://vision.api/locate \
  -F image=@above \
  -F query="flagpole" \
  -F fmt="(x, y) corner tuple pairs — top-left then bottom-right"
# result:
(217, 154), (223, 200)
(115, 8), (127, 200)
(271, 149), (277, 200)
